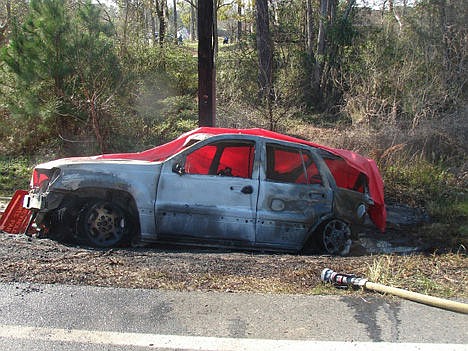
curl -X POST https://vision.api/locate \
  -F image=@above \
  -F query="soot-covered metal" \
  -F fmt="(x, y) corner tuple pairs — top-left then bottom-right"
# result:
(23, 129), (384, 255)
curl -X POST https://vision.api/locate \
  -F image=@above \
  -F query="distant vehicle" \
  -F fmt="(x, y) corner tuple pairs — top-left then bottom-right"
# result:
(23, 128), (386, 255)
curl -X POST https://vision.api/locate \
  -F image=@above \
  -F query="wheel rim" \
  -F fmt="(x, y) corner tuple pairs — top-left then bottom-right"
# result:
(322, 219), (351, 255)
(83, 201), (126, 247)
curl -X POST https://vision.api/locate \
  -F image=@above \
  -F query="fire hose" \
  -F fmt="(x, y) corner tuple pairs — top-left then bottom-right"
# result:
(321, 268), (468, 314)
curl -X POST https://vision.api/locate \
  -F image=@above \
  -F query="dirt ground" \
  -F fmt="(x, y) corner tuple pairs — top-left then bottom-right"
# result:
(0, 230), (466, 297)
(1, 197), (466, 297)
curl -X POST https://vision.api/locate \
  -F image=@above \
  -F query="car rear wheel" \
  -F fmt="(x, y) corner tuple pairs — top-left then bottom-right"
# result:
(77, 200), (131, 247)
(319, 219), (352, 256)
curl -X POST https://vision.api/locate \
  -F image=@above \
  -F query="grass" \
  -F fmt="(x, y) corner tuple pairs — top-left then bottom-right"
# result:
(365, 253), (467, 298)
(382, 159), (468, 249)
(383, 160), (459, 207)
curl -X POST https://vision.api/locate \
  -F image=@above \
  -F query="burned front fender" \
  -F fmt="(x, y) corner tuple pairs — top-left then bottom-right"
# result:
(24, 168), (133, 211)
(25, 160), (162, 239)
(49, 167), (133, 192)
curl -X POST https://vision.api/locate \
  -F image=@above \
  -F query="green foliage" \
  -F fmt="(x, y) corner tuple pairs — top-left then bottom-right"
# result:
(72, 2), (121, 97)
(342, 1), (466, 127)
(69, 1), (123, 153)
(104, 44), (197, 151)
(149, 95), (198, 141)
(0, 0), (123, 154)
(110, 95), (197, 152)
(1, 0), (72, 148)
(383, 159), (467, 247)
(121, 44), (196, 100)
(217, 43), (258, 105)
(384, 160), (459, 208)
(0, 157), (32, 196)
(218, 0), (362, 119)
(271, 0), (303, 45)
(164, 47), (198, 95)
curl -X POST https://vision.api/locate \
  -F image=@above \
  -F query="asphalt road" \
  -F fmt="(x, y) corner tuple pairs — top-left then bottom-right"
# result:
(0, 282), (466, 350)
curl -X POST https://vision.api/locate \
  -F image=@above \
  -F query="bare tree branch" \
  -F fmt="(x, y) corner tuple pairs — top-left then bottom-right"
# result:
(181, 0), (197, 8)
(343, 0), (356, 22)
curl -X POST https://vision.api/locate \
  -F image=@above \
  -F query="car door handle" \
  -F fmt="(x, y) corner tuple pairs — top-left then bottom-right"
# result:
(308, 192), (326, 199)
(241, 185), (253, 194)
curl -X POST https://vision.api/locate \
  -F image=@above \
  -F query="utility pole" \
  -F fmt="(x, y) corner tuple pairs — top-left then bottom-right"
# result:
(197, 0), (215, 126)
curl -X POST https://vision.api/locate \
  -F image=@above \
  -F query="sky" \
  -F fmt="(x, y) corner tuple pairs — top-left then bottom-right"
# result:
(91, 0), (417, 12)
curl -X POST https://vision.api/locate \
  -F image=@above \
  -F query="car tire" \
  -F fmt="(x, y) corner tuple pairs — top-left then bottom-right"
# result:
(77, 199), (132, 248)
(46, 197), (83, 243)
(318, 219), (352, 256)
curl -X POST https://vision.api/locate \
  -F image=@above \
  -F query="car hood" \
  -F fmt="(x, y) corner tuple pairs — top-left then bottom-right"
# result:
(34, 156), (153, 170)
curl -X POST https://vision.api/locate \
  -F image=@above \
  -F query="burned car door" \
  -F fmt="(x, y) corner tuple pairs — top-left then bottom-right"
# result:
(319, 151), (370, 225)
(256, 143), (333, 250)
(155, 138), (259, 244)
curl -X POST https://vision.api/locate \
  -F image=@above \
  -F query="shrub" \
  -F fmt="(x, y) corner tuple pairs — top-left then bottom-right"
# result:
(0, 157), (32, 196)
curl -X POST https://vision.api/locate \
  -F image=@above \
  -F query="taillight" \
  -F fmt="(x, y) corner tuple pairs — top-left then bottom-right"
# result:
(30, 168), (50, 189)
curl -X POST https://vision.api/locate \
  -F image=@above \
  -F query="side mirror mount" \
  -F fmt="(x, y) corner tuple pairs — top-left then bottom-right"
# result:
(172, 162), (186, 176)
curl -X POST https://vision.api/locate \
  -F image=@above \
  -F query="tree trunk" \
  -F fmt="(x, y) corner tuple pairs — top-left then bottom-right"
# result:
(164, 0), (170, 32)
(154, 0), (166, 45)
(248, 0), (254, 35)
(255, 0), (273, 100)
(438, 0), (449, 72)
(0, 0), (8, 45)
(306, 0), (314, 58)
(173, 0), (178, 44)
(143, 5), (150, 44)
(255, 0), (275, 130)
(237, 1), (242, 42)
(317, 0), (327, 57)
(328, 0), (337, 25)
(343, 0), (356, 22)
(190, 1), (196, 41)
(306, 0), (320, 105)
(121, 0), (130, 55)
(313, 0), (328, 102)
(90, 96), (104, 153)
(150, 7), (157, 45)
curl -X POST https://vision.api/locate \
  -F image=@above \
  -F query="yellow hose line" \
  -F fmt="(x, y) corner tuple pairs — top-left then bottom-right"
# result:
(365, 282), (468, 314)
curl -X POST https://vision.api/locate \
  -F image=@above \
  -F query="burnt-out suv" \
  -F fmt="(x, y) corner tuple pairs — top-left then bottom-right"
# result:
(23, 128), (386, 255)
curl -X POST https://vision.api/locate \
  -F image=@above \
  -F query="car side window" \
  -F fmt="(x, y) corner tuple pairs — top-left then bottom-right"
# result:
(266, 144), (322, 185)
(319, 150), (365, 192)
(304, 153), (323, 185)
(184, 144), (217, 175)
(184, 141), (255, 178)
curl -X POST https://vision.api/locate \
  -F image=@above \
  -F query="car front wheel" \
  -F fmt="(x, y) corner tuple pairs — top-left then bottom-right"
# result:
(77, 200), (131, 247)
(319, 219), (352, 256)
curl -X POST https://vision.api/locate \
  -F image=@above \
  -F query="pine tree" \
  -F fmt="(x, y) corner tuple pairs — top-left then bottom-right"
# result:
(1, 0), (72, 142)
(70, 1), (122, 152)
(1, 0), (122, 153)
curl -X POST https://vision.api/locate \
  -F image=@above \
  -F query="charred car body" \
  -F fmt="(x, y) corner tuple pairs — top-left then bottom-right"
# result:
(23, 128), (386, 255)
